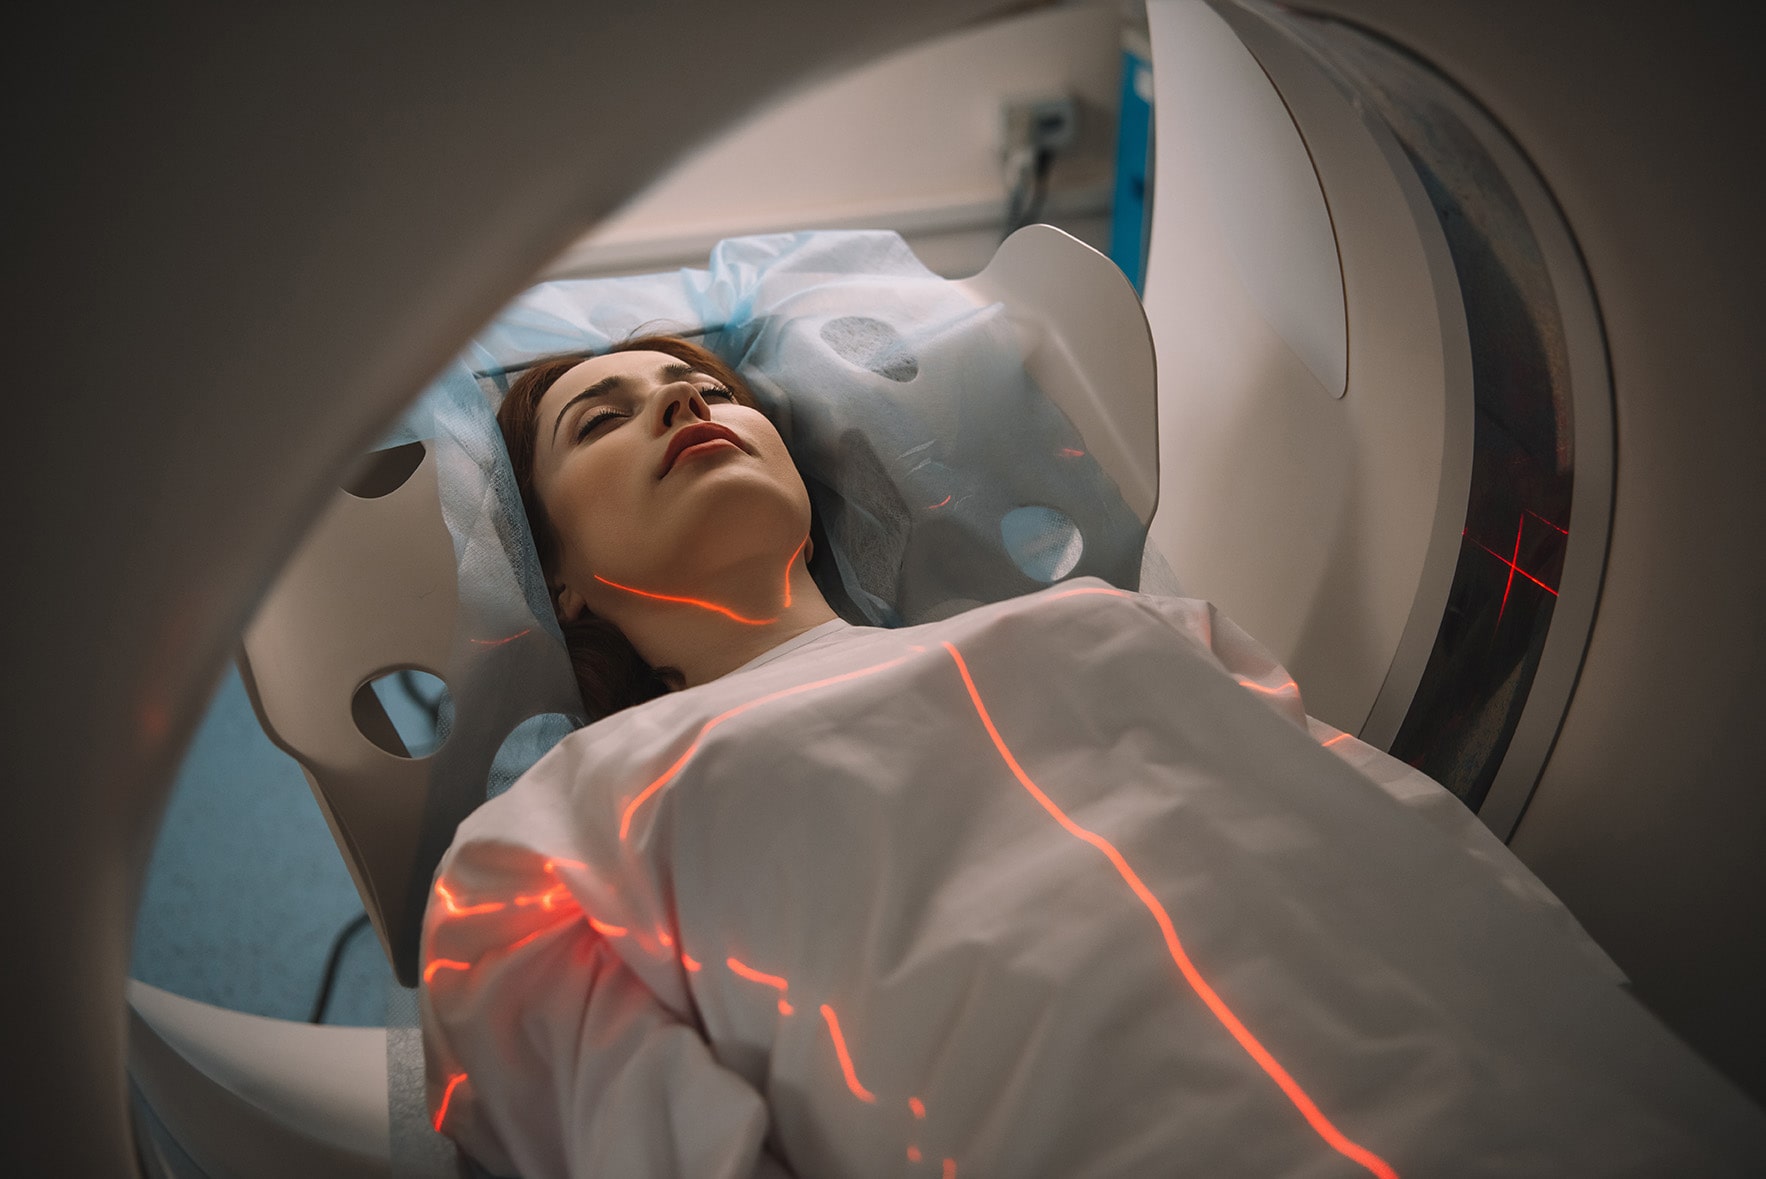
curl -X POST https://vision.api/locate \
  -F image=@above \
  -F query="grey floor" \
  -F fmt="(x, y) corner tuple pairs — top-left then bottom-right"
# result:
(131, 665), (394, 1026)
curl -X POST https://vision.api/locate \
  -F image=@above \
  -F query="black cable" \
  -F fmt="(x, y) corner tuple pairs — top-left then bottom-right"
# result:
(309, 911), (373, 1024)
(1004, 147), (1056, 238)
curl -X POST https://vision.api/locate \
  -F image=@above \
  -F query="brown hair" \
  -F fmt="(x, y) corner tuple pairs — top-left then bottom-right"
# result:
(497, 335), (764, 721)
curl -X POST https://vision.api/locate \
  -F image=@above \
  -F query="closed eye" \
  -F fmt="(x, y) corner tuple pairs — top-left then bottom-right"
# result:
(574, 408), (626, 441)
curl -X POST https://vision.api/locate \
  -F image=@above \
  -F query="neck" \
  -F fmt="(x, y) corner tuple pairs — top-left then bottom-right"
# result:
(602, 548), (838, 688)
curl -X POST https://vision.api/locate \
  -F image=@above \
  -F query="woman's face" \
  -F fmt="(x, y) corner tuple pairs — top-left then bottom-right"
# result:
(530, 350), (809, 619)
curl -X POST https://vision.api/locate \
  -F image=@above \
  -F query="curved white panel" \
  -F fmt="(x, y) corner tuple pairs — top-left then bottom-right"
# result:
(1148, 1), (1346, 397)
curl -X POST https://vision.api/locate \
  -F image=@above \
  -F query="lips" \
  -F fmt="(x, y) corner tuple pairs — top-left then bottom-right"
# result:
(660, 421), (744, 477)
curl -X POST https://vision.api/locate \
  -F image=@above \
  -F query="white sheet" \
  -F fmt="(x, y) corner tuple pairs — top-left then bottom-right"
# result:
(421, 581), (1766, 1177)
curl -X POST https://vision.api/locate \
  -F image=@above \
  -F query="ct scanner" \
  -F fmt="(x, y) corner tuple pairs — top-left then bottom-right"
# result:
(6, 0), (1763, 1172)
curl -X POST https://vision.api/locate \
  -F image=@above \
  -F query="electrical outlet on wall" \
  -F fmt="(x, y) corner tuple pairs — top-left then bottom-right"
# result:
(1001, 95), (1079, 159)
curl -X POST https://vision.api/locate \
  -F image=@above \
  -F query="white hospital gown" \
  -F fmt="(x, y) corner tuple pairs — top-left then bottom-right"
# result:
(420, 580), (1766, 1178)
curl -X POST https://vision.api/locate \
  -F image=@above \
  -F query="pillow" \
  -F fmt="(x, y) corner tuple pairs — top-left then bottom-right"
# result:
(387, 230), (1149, 786)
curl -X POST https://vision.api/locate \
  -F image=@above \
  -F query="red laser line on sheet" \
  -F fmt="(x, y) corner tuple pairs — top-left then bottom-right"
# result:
(942, 1159), (957, 1178)
(469, 627), (532, 647)
(819, 1004), (877, 1103)
(1239, 678), (1300, 697)
(928, 494), (953, 510)
(434, 880), (505, 918)
(909, 1146), (923, 1163)
(941, 640), (1399, 1179)
(618, 655), (914, 839)
(657, 929), (674, 948)
(1059, 447), (1086, 457)
(543, 857), (588, 873)
(1321, 733), (1352, 749)
(434, 1072), (466, 1132)
(727, 956), (795, 1014)
(681, 953), (703, 972)
(909, 1097), (926, 1119)
(512, 884), (571, 911)
(588, 917), (629, 937)
(506, 915), (579, 954)
(423, 958), (471, 983)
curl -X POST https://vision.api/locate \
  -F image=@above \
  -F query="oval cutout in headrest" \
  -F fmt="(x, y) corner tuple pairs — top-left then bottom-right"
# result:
(344, 440), (426, 499)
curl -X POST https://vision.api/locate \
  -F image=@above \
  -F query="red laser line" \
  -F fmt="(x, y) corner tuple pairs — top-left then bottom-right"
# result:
(941, 641), (1399, 1179)
(588, 917), (628, 937)
(469, 627), (532, 647)
(819, 1004), (877, 1103)
(1059, 447), (1086, 457)
(909, 1097), (927, 1119)
(909, 1146), (923, 1163)
(618, 655), (912, 839)
(942, 1160), (957, 1178)
(1464, 535), (1560, 598)
(928, 494), (953, 509)
(1321, 733), (1352, 749)
(506, 913), (579, 954)
(434, 1072), (466, 1132)
(1526, 509), (1569, 535)
(544, 857), (588, 873)
(423, 958), (471, 983)
(682, 953), (703, 972)
(434, 880), (504, 918)
(593, 574), (778, 625)
(727, 956), (790, 991)
(1239, 678), (1300, 697)
(783, 535), (807, 608)
(657, 929), (674, 948)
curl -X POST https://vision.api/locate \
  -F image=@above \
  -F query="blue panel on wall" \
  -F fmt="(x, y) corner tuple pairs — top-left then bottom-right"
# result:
(1109, 45), (1154, 292)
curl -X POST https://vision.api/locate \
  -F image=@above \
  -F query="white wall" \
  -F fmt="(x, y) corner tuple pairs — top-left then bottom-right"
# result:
(543, 5), (1126, 280)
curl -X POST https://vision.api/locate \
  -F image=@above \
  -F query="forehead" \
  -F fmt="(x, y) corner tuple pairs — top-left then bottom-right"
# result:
(543, 350), (693, 407)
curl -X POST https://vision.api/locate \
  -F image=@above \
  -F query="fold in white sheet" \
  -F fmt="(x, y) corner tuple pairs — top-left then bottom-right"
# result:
(422, 580), (1766, 1177)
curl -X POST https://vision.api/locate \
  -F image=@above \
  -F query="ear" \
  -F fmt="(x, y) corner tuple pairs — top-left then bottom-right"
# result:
(554, 581), (588, 624)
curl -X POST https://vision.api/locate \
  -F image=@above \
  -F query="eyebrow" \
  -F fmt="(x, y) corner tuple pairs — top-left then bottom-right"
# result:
(550, 361), (696, 444)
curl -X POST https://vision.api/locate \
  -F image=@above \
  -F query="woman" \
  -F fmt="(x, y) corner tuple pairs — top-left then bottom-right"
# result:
(421, 338), (1766, 1178)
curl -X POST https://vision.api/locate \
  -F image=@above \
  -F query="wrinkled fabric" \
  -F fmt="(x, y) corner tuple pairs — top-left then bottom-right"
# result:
(420, 582), (1766, 1178)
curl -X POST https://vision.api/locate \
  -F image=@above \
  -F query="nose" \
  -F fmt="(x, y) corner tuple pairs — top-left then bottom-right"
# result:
(657, 382), (711, 430)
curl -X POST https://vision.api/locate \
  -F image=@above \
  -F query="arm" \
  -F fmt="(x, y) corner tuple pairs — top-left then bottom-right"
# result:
(420, 844), (795, 1179)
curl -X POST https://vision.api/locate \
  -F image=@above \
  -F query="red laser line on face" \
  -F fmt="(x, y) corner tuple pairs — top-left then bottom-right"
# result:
(434, 1072), (466, 1132)
(618, 655), (913, 839)
(819, 1004), (877, 1103)
(941, 641), (1399, 1179)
